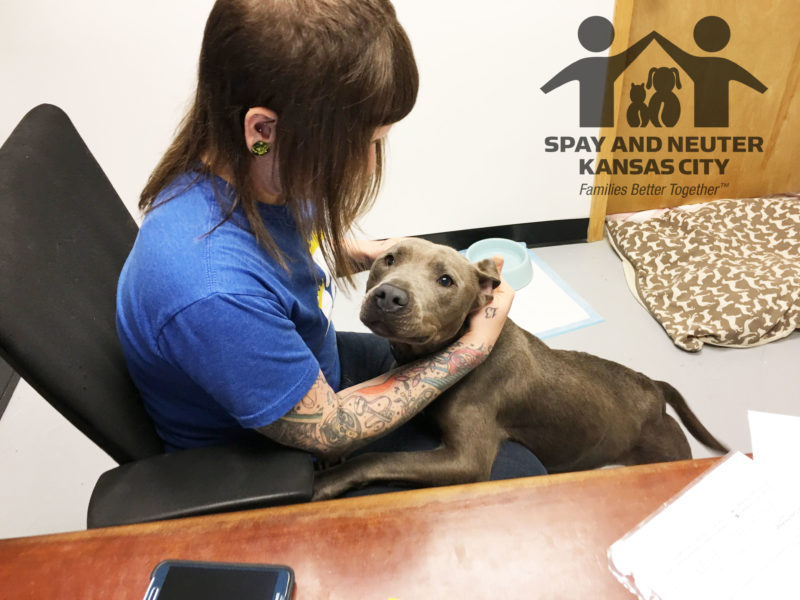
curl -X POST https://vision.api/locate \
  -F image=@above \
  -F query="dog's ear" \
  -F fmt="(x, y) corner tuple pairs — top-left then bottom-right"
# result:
(647, 67), (656, 89)
(472, 258), (501, 309)
(671, 67), (681, 90)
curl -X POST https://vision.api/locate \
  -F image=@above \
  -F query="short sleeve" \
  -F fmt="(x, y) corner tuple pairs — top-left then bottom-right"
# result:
(156, 293), (320, 428)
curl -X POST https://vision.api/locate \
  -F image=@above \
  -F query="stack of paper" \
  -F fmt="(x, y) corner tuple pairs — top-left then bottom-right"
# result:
(608, 411), (800, 599)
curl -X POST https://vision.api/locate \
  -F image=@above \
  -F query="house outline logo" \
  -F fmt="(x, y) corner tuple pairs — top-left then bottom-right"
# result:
(540, 16), (768, 128)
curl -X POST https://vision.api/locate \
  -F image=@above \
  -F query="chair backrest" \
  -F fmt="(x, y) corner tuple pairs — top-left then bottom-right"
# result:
(0, 104), (164, 463)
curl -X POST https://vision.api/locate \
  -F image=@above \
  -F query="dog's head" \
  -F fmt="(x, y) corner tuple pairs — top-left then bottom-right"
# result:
(647, 66), (681, 92)
(360, 238), (500, 358)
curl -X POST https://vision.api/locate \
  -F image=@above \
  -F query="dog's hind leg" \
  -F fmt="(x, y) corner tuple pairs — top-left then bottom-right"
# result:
(312, 435), (500, 501)
(617, 414), (692, 466)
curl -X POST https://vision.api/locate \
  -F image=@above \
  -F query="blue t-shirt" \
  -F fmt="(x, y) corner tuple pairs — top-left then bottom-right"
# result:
(116, 172), (340, 451)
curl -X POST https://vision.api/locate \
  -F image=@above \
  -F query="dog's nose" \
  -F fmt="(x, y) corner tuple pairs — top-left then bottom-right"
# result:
(373, 283), (409, 313)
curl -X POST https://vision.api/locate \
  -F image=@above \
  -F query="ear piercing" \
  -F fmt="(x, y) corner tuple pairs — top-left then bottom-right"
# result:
(251, 141), (271, 156)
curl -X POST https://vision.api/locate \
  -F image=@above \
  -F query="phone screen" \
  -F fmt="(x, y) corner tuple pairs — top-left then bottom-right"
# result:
(148, 562), (292, 600)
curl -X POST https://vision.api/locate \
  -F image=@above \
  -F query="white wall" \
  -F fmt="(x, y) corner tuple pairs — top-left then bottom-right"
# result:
(1, 0), (612, 235)
(363, 0), (612, 238)
(0, 0), (212, 224)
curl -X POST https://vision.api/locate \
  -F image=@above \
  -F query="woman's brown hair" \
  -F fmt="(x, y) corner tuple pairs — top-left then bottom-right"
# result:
(140, 0), (418, 280)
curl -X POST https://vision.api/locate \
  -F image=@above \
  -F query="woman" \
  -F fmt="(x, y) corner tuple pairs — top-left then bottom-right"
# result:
(117, 0), (544, 483)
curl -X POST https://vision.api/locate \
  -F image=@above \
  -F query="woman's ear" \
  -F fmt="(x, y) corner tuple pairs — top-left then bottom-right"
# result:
(243, 107), (278, 153)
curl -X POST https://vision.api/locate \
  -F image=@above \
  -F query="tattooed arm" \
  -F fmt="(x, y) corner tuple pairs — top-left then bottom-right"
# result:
(260, 256), (513, 461)
(259, 340), (488, 461)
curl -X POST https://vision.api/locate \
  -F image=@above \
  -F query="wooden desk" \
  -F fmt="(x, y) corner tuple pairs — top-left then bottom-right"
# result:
(0, 458), (718, 599)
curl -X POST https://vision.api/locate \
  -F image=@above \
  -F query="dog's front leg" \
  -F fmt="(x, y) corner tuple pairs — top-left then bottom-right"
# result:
(312, 441), (498, 501)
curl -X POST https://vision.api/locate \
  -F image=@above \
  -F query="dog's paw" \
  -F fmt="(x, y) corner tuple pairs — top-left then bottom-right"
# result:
(311, 485), (336, 502)
(311, 471), (351, 501)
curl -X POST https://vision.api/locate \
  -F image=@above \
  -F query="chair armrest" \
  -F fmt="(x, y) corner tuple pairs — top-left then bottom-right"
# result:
(87, 442), (314, 528)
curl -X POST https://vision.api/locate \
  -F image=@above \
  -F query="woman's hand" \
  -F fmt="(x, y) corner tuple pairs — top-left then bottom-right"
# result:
(464, 255), (514, 349)
(344, 237), (405, 271)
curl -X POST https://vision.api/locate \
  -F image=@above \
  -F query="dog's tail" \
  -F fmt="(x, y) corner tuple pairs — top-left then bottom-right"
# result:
(659, 381), (729, 454)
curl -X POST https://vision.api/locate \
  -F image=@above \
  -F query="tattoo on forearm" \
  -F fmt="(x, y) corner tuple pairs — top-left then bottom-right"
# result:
(264, 419), (320, 448)
(353, 396), (394, 428)
(280, 410), (323, 423)
(417, 344), (486, 390)
(260, 341), (489, 459)
(320, 408), (362, 446)
(484, 306), (497, 319)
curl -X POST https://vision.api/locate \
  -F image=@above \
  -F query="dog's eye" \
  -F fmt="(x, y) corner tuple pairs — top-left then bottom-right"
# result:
(438, 275), (454, 287)
(385, 254), (395, 266)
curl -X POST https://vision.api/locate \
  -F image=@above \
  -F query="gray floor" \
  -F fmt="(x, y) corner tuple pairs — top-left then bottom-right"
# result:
(1, 239), (797, 540)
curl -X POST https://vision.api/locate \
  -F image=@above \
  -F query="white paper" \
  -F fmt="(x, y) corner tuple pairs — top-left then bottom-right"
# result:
(609, 414), (800, 600)
(749, 410), (800, 485)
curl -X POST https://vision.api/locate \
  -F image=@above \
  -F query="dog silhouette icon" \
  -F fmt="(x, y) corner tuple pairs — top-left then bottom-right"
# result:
(647, 67), (682, 127)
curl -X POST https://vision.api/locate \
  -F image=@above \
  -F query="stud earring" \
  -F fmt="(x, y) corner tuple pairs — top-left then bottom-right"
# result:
(251, 141), (271, 156)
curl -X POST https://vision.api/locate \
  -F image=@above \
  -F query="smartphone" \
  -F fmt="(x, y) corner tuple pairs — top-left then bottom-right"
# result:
(143, 560), (294, 600)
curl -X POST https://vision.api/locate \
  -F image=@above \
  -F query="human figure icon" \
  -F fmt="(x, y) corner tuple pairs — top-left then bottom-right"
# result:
(541, 16), (656, 127)
(626, 83), (649, 127)
(647, 67), (682, 127)
(652, 16), (767, 127)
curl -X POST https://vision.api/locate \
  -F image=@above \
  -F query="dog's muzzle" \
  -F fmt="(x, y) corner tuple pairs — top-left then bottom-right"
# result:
(360, 282), (414, 338)
(371, 283), (409, 314)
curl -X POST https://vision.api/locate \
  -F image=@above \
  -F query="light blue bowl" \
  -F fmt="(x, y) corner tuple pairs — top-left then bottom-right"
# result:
(465, 238), (533, 290)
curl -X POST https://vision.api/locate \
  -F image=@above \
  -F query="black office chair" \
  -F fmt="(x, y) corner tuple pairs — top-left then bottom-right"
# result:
(0, 104), (313, 529)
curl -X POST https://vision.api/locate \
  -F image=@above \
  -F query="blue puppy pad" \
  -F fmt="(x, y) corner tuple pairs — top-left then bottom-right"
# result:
(460, 241), (603, 339)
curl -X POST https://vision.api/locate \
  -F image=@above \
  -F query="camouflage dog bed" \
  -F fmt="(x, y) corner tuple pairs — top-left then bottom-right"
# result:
(606, 195), (800, 351)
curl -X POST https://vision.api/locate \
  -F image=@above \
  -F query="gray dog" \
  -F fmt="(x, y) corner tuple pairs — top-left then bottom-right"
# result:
(313, 238), (727, 500)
